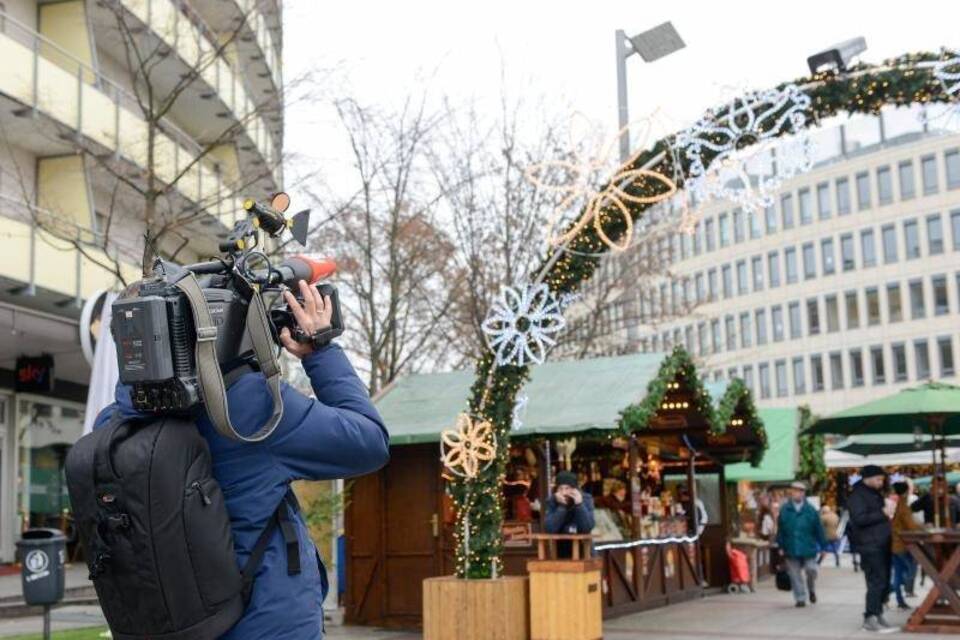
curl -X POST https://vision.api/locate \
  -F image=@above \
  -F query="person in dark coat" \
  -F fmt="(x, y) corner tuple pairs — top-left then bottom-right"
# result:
(847, 465), (896, 633)
(544, 470), (595, 557)
(95, 282), (390, 640)
(776, 482), (827, 607)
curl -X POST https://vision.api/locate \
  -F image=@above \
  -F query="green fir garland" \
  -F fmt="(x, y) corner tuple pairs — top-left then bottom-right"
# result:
(797, 405), (828, 491)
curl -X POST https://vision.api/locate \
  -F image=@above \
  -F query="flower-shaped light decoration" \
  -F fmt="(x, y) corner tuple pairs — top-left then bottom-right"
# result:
(676, 84), (813, 212)
(441, 413), (497, 479)
(524, 115), (678, 254)
(482, 283), (566, 367)
(934, 49), (960, 99)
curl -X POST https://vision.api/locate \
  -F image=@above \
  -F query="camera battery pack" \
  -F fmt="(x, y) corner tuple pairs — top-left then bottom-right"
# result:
(112, 296), (175, 383)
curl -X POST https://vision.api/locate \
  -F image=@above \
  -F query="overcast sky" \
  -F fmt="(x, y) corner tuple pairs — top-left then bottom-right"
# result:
(281, 0), (957, 194)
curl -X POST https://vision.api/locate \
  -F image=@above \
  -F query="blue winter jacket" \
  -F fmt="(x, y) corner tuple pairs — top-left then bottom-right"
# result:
(94, 344), (390, 640)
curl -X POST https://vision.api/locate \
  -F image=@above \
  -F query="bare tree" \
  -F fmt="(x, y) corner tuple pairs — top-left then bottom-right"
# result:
(308, 97), (462, 394)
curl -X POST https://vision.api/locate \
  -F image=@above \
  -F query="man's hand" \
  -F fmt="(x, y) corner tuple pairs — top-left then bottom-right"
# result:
(280, 279), (334, 359)
(554, 488), (568, 505)
(569, 488), (583, 505)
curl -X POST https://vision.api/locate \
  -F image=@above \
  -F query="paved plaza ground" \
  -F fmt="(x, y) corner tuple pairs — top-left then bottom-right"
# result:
(0, 563), (948, 638)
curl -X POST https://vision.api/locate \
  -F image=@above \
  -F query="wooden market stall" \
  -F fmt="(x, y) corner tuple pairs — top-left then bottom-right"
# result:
(344, 349), (768, 629)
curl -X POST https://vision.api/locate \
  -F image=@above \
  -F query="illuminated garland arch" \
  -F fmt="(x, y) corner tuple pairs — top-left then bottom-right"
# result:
(454, 50), (957, 579)
(714, 378), (767, 467)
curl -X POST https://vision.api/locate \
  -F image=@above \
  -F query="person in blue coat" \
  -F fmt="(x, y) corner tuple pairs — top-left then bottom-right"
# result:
(95, 281), (390, 639)
(777, 481), (827, 608)
(544, 470), (595, 557)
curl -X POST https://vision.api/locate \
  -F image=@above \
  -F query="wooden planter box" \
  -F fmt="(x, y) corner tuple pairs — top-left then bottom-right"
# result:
(423, 575), (529, 640)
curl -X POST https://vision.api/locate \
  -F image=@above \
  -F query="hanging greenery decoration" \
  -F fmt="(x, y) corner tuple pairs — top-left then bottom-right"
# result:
(455, 50), (958, 579)
(715, 378), (768, 467)
(797, 405), (828, 492)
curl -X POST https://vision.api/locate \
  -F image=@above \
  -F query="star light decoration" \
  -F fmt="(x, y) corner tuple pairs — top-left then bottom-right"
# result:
(524, 116), (678, 254)
(934, 49), (960, 99)
(440, 413), (497, 480)
(482, 283), (566, 367)
(676, 84), (814, 212)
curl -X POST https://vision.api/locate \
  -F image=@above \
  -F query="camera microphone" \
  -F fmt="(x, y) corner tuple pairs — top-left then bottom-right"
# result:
(271, 255), (336, 288)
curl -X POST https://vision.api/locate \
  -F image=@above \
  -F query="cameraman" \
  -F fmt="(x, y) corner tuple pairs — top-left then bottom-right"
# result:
(95, 280), (389, 639)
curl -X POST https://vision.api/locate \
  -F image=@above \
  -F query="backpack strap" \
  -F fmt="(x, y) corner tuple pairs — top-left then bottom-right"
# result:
(240, 489), (302, 606)
(173, 271), (284, 443)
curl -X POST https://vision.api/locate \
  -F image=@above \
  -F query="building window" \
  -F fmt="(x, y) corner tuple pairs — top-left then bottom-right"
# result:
(793, 357), (806, 394)
(952, 211), (960, 251)
(768, 251), (781, 288)
(817, 182), (831, 219)
(922, 154), (939, 194)
(892, 343), (908, 382)
(781, 193), (794, 229)
(947, 150), (960, 190)
(798, 187), (813, 225)
(840, 233), (855, 271)
(743, 365), (755, 393)
(807, 298), (820, 335)
(749, 210), (763, 239)
(695, 273), (705, 304)
(772, 305), (784, 342)
(711, 319), (722, 353)
(811, 355), (825, 392)
(927, 213), (944, 255)
(882, 224), (898, 263)
(904, 219), (921, 259)
(736, 260), (748, 295)
(685, 326), (694, 352)
(759, 363), (771, 399)
(915, 339), (931, 380)
(850, 349), (865, 387)
(899, 160), (916, 199)
(845, 290), (860, 329)
(788, 302), (802, 339)
(802, 242), (816, 280)
(719, 212), (730, 247)
(866, 287), (881, 326)
(705, 217), (716, 251)
(939, 336), (956, 377)
(785, 247), (798, 284)
(877, 166), (893, 204)
(708, 268), (718, 301)
(825, 294), (840, 332)
(739, 313), (752, 348)
(829, 352), (844, 390)
(933, 274), (949, 315)
(752, 256), (764, 291)
(755, 308), (768, 345)
(870, 346), (886, 385)
(733, 209), (745, 243)
(820, 238), (835, 275)
(836, 177), (851, 215)
(693, 222), (703, 255)
(764, 204), (777, 234)
(698, 323), (708, 355)
(887, 283), (903, 323)
(861, 229), (877, 267)
(725, 315), (736, 351)
(909, 279), (926, 319)
(722, 265), (733, 299)
(775, 359), (788, 397)
(856, 171), (871, 209)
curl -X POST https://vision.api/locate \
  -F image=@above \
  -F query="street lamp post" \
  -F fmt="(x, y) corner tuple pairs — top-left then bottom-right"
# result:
(615, 21), (686, 163)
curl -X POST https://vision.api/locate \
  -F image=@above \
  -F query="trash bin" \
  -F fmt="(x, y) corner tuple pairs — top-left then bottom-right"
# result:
(17, 528), (66, 606)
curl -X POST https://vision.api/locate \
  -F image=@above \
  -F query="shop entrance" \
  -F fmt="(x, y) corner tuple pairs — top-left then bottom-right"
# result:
(345, 443), (443, 628)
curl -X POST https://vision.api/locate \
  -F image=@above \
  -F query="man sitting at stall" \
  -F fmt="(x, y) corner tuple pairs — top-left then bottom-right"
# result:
(545, 470), (596, 557)
(777, 481), (827, 608)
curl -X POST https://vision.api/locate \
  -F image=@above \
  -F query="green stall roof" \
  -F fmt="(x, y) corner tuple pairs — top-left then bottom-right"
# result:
(375, 353), (666, 445)
(724, 408), (799, 482)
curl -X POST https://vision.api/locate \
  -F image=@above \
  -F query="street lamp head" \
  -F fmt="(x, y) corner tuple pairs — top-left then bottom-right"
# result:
(626, 21), (686, 63)
(807, 37), (867, 74)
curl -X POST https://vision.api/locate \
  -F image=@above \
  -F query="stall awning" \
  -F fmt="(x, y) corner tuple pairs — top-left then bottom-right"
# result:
(725, 409), (799, 482)
(375, 353), (666, 445)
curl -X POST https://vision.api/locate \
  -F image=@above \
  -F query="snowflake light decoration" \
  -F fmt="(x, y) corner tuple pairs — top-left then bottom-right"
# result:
(440, 413), (496, 479)
(525, 115), (678, 254)
(482, 283), (566, 367)
(512, 393), (529, 429)
(934, 49), (960, 99)
(676, 84), (814, 212)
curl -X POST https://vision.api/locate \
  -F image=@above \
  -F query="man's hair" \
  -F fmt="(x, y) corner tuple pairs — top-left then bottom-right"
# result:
(893, 481), (909, 496)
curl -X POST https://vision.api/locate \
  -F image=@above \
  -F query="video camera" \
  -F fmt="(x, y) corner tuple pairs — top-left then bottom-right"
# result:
(111, 193), (344, 423)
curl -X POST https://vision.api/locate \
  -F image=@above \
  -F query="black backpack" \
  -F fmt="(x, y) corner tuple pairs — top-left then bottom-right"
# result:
(65, 413), (301, 640)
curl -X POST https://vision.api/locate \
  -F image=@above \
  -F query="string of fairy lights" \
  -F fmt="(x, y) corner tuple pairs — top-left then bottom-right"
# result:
(450, 49), (960, 580)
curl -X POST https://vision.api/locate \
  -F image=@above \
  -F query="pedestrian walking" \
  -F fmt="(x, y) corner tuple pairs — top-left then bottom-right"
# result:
(777, 482), (827, 608)
(891, 481), (924, 610)
(820, 505), (841, 567)
(848, 465), (897, 633)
